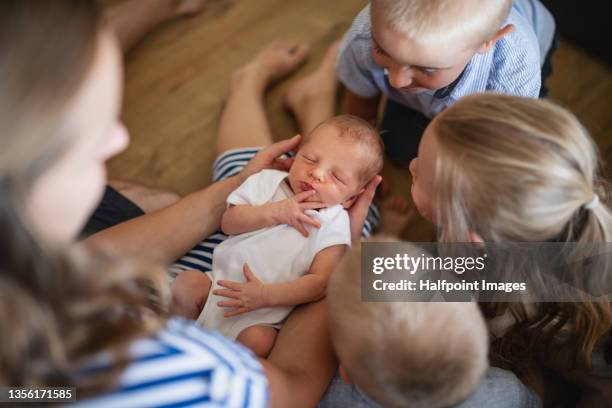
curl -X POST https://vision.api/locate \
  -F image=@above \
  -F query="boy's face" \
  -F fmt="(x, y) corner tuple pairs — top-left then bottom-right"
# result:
(288, 125), (366, 208)
(370, 7), (475, 93)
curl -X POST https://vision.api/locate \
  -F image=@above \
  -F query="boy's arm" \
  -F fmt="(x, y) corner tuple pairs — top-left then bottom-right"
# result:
(345, 89), (381, 126)
(214, 245), (347, 316)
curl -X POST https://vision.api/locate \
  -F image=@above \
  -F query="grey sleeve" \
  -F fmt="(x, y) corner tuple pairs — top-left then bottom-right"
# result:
(336, 37), (381, 99)
(455, 367), (542, 408)
(319, 367), (541, 408)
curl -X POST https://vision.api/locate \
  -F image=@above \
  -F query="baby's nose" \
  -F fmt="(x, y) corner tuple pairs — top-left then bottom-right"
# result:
(311, 168), (325, 182)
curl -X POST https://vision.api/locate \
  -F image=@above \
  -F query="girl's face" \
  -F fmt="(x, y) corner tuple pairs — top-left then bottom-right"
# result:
(409, 122), (440, 223)
(26, 31), (128, 243)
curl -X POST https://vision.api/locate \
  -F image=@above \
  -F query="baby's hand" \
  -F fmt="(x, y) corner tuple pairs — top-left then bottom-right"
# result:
(214, 264), (268, 317)
(270, 190), (323, 237)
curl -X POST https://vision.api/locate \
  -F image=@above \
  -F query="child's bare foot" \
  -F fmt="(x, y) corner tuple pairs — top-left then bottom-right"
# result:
(378, 196), (420, 238)
(109, 180), (180, 214)
(172, 0), (208, 17)
(229, 41), (310, 93)
(283, 41), (341, 134)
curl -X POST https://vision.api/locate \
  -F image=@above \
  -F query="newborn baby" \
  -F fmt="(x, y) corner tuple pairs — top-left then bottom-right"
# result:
(173, 114), (384, 357)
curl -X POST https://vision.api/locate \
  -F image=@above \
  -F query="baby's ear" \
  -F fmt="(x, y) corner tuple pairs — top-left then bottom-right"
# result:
(477, 24), (515, 54)
(342, 188), (366, 209)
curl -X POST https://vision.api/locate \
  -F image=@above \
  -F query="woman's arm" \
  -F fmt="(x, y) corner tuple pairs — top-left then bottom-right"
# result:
(262, 300), (338, 408)
(85, 136), (301, 264)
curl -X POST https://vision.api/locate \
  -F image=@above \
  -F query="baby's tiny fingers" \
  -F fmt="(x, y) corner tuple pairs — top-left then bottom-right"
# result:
(224, 307), (249, 318)
(217, 299), (241, 308)
(212, 289), (241, 299)
(299, 214), (320, 229)
(300, 201), (324, 210)
(216, 280), (242, 291)
(294, 189), (317, 202)
(291, 221), (309, 237)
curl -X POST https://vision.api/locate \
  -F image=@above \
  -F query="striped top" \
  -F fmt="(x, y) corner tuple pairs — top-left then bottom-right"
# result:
(76, 318), (268, 407)
(337, 0), (556, 118)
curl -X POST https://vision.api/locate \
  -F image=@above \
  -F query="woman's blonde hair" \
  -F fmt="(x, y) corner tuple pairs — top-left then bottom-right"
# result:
(0, 0), (169, 394)
(432, 93), (612, 371)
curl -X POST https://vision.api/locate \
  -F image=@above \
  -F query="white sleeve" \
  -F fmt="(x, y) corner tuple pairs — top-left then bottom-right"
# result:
(226, 170), (288, 206)
(313, 210), (351, 254)
(226, 173), (260, 206)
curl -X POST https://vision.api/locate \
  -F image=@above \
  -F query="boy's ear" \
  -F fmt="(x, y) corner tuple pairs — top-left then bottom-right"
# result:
(477, 24), (515, 54)
(342, 188), (366, 209)
(339, 365), (353, 384)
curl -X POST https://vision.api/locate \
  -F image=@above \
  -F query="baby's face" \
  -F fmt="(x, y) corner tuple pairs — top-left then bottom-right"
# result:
(288, 125), (366, 208)
(370, 7), (474, 93)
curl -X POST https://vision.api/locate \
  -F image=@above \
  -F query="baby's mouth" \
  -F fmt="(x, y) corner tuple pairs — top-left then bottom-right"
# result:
(301, 182), (315, 192)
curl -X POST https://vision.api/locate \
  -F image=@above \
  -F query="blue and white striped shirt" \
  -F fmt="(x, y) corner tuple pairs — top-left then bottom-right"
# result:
(337, 0), (556, 118)
(76, 318), (268, 407)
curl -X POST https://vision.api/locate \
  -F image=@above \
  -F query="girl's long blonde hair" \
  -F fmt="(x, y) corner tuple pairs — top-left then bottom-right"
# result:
(432, 93), (612, 371)
(0, 0), (169, 394)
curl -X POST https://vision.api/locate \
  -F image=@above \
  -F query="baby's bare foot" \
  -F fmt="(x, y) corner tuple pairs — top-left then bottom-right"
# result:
(284, 41), (341, 133)
(378, 196), (420, 238)
(230, 41), (310, 92)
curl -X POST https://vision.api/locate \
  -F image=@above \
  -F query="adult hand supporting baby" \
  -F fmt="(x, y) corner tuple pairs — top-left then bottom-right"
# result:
(348, 175), (382, 244)
(240, 134), (301, 182)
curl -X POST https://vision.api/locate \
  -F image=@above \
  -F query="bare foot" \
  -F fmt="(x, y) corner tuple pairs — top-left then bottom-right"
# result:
(284, 41), (341, 134)
(229, 41), (310, 93)
(378, 196), (420, 238)
(109, 180), (181, 214)
(173, 0), (208, 17)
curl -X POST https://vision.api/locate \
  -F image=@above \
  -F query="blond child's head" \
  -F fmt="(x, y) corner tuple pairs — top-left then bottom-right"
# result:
(328, 237), (488, 408)
(409, 93), (612, 244)
(288, 114), (384, 208)
(369, 0), (512, 92)
(408, 93), (612, 369)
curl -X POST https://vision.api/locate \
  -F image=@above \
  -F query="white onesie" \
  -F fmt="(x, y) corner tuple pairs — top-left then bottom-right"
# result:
(196, 169), (351, 339)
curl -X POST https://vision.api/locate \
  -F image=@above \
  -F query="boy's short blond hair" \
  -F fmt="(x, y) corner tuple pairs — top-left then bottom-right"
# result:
(372, 0), (512, 48)
(307, 114), (384, 186)
(328, 237), (488, 408)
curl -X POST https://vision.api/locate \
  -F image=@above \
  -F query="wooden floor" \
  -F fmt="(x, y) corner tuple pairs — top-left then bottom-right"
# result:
(106, 0), (612, 240)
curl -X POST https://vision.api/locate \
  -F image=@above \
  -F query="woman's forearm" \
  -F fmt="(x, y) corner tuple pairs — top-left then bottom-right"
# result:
(263, 300), (337, 408)
(85, 175), (243, 264)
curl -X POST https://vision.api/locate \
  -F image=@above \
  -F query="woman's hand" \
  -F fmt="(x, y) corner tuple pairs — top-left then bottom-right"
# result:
(240, 134), (301, 181)
(347, 175), (382, 244)
(269, 190), (323, 237)
(214, 264), (268, 317)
